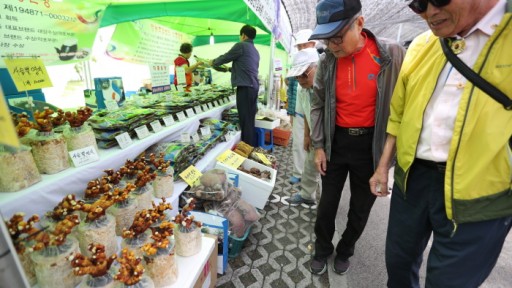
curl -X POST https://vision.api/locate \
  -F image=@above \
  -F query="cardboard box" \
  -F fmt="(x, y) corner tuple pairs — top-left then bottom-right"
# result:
(193, 234), (218, 288)
(215, 158), (277, 209)
(255, 117), (280, 130)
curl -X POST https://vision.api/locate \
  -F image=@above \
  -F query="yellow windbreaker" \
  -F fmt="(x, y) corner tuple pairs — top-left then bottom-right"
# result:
(387, 12), (512, 223)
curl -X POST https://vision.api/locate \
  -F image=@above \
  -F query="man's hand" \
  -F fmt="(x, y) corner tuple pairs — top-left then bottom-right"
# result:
(304, 135), (312, 151)
(314, 148), (327, 176)
(369, 167), (390, 197)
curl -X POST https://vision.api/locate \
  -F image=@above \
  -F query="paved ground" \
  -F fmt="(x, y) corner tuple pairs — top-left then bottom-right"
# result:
(217, 143), (511, 287)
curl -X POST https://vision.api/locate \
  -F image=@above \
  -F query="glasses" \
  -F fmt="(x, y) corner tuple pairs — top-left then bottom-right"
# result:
(325, 18), (357, 45)
(295, 67), (314, 79)
(408, 0), (451, 14)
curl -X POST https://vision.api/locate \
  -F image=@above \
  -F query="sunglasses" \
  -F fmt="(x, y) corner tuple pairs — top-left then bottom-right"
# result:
(408, 0), (451, 14)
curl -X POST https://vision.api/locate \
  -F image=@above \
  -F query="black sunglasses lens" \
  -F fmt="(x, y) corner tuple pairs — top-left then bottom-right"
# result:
(431, 0), (451, 7)
(408, 0), (428, 14)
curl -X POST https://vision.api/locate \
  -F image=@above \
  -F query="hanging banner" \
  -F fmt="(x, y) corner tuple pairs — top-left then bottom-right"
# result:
(4, 58), (53, 91)
(0, 0), (104, 68)
(149, 63), (171, 93)
(107, 19), (192, 65)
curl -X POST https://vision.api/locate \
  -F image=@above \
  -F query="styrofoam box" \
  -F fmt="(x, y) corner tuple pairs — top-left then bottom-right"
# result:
(255, 118), (280, 130)
(215, 158), (277, 209)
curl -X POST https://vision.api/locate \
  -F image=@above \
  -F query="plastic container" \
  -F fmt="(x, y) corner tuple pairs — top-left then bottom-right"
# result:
(174, 225), (202, 257)
(265, 128), (291, 147)
(143, 242), (178, 287)
(78, 214), (118, 257)
(108, 197), (138, 236)
(228, 225), (252, 259)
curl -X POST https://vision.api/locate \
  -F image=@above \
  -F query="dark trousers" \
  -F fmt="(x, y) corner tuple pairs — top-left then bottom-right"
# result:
(236, 86), (258, 147)
(314, 126), (377, 260)
(386, 160), (512, 288)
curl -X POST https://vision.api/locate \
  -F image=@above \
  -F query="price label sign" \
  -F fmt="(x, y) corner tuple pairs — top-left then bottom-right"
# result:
(176, 111), (186, 122)
(191, 133), (200, 143)
(179, 165), (202, 186)
(105, 100), (119, 111)
(115, 132), (133, 149)
(69, 146), (100, 167)
(207, 103), (212, 110)
(225, 131), (237, 142)
(216, 100), (222, 106)
(135, 125), (151, 139)
(185, 108), (195, 117)
(202, 104), (209, 112)
(216, 150), (246, 169)
(165, 93), (172, 102)
(4, 58), (52, 91)
(230, 95), (236, 102)
(194, 106), (202, 114)
(223, 98), (228, 104)
(162, 115), (175, 126)
(254, 152), (272, 166)
(200, 126), (211, 138)
(211, 101), (216, 108)
(150, 120), (163, 133)
(181, 132), (191, 143)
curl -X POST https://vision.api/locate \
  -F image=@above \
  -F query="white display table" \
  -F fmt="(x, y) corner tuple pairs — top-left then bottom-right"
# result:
(0, 101), (236, 218)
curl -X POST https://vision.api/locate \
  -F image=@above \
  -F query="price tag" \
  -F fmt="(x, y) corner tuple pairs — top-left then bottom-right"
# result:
(254, 152), (272, 166)
(223, 98), (228, 104)
(191, 133), (200, 143)
(194, 106), (202, 114)
(200, 126), (211, 138)
(179, 165), (203, 186)
(176, 111), (186, 122)
(105, 100), (119, 111)
(150, 120), (163, 133)
(225, 131), (237, 142)
(202, 104), (209, 112)
(165, 93), (172, 102)
(216, 150), (246, 169)
(162, 115), (175, 126)
(69, 146), (99, 167)
(185, 108), (195, 117)
(115, 132), (133, 149)
(217, 100), (222, 106)
(181, 132), (191, 143)
(135, 125), (151, 139)
(211, 101), (216, 108)
(207, 103), (212, 110)
(230, 95), (236, 102)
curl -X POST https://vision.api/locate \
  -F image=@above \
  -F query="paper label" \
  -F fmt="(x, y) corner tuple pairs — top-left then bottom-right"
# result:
(194, 106), (203, 114)
(165, 93), (172, 102)
(254, 152), (272, 165)
(181, 132), (191, 143)
(202, 104), (209, 112)
(4, 58), (53, 91)
(211, 101), (216, 108)
(69, 146), (99, 167)
(135, 125), (151, 139)
(230, 95), (236, 102)
(150, 120), (163, 133)
(207, 103), (212, 110)
(216, 100), (222, 106)
(191, 133), (200, 143)
(176, 111), (186, 122)
(179, 165), (202, 186)
(162, 115), (175, 126)
(200, 126), (211, 138)
(216, 150), (245, 169)
(115, 132), (133, 149)
(186, 108), (195, 117)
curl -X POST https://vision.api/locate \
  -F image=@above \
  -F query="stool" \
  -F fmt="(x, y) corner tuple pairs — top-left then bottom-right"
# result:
(255, 128), (273, 152)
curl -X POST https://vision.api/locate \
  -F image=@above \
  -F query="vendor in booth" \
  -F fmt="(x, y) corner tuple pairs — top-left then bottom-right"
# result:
(173, 43), (204, 91)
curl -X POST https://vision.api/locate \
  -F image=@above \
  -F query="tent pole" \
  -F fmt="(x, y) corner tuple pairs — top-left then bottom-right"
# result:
(266, 35), (276, 110)
(396, 23), (403, 44)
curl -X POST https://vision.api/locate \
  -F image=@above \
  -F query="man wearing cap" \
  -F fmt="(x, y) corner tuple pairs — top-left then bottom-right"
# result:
(370, 0), (512, 287)
(286, 48), (321, 206)
(308, 0), (405, 275)
(287, 29), (318, 186)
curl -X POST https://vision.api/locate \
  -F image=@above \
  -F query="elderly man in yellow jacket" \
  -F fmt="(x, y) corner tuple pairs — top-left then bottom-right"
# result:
(370, 0), (512, 287)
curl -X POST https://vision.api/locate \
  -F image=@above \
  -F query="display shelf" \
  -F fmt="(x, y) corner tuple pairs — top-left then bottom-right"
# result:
(0, 101), (235, 218)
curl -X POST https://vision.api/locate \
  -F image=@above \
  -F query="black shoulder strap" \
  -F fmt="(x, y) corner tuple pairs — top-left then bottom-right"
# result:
(440, 38), (512, 110)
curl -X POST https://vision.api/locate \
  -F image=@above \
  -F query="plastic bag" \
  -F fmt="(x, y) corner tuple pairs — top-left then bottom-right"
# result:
(185, 169), (228, 201)
(0, 145), (41, 192)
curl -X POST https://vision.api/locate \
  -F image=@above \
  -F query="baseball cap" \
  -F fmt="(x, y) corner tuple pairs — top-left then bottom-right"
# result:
(309, 0), (362, 40)
(286, 48), (319, 78)
(294, 29), (315, 46)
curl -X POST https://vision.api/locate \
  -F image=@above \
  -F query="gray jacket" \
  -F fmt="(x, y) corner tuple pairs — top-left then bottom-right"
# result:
(310, 29), (405, 168)
(212, 39), (260, 89)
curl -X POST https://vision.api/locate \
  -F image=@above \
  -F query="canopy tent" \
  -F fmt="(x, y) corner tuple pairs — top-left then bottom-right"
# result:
(99, 0), (287, 51)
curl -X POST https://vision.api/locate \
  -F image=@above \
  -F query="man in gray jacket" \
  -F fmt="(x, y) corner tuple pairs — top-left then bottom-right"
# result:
(308, 0), (405, 275)
(211, 25), (260, 146)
